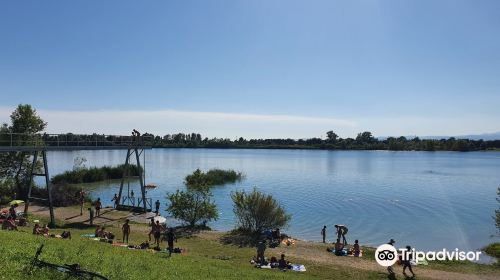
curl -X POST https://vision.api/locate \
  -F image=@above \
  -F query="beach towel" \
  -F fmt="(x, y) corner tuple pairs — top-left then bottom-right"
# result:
(81, 233), (96, 238)
(259, 264), (272, 269)
(291, 264), (306, 272)
(347, 250), (363, 257)
(327, 248), (348, 256)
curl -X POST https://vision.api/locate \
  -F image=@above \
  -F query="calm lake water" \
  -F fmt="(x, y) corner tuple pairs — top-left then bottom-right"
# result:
(44, 149), (500, 260)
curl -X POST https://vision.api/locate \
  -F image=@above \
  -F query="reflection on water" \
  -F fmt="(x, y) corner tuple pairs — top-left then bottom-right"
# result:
(43, 149), (500, 261)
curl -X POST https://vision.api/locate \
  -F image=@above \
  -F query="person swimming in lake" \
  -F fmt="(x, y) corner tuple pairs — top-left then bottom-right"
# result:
(334, 224), (348, 245)
(122, 219), (131, 243)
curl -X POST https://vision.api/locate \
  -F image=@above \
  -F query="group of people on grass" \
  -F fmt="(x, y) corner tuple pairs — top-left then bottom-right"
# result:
(321, 224), (415, 277)
(253, 238), (293, 270)
(1, 204), (27, 231)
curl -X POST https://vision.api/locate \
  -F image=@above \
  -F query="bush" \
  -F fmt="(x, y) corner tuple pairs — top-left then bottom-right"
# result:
(483, 243), (500, 265)
(231, 188), (291, 234)
(0, 179), (16, 205)
(185, 169), (242, 189)
(166, 188), (218, 228)
(31, 184), (88, 207)
(51, 164), (142, 184)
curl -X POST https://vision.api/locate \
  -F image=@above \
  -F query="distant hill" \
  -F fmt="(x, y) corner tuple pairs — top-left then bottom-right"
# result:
(379, 132), (500, 141)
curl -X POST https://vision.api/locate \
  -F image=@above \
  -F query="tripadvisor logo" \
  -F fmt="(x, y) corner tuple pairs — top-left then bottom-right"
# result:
(375, 244), (482, 267)
(375, 244), (398, 267)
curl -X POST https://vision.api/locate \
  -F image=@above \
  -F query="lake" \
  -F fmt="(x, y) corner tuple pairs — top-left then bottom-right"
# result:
(44, 148), (500, 261)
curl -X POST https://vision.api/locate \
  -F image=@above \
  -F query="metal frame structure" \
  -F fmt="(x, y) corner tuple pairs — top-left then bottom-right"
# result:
(0, 133), (153, 227)
(116, 146), (151, 212)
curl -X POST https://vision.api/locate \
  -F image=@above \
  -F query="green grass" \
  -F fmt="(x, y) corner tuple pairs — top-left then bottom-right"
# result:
(0, 226), (385, 280)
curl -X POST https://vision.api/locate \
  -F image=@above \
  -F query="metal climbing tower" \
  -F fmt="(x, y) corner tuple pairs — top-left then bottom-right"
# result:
(0, 132), (153, 227)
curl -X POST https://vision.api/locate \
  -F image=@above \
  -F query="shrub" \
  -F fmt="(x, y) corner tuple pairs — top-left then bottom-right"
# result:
(51, 164), (142, 184)
(32, 184), (87, 207)
(231, 188), (291, 234)
(166, 188), (218, 228)
(185, 169), (242, 189)
(483, 243), (500, 266)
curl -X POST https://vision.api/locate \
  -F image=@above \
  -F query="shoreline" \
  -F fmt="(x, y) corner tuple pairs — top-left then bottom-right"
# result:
(24, 204), (498, 266)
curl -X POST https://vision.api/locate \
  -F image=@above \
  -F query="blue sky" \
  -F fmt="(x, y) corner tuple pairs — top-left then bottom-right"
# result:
(0, 0), (499, 138)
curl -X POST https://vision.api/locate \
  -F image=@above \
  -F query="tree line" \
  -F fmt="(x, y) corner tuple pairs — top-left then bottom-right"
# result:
(142, 131), (500, 151)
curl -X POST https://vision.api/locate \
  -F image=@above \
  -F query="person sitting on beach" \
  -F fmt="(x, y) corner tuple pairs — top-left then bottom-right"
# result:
(139, 241), (150, 249)
(8, 204), (17, 220)
(61, 231), (72, 239)
(334, 238), (345, 256)
(96, 226), (106, 238)
(33, 223), (42, 235)
(350, 239), (361, 257)
(17, 216), (27, 227)
(278, 254), (292, 270)
(269, 256), (279, 268)
(95, 226), (101, 237)
(40, 224), (49, 236)
(2, 217), (18, 231)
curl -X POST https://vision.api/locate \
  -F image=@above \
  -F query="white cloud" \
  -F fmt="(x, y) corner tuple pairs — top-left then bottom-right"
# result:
(0, 107), (498, 139)
(0, 107), (358, 139)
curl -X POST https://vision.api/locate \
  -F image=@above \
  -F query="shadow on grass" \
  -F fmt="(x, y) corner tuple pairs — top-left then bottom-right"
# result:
(219, 229), (260, 248)
(58, 222), (95, 230)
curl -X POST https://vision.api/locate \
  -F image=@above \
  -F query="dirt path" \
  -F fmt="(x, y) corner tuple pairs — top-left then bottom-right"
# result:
(28, 205), (499, 280)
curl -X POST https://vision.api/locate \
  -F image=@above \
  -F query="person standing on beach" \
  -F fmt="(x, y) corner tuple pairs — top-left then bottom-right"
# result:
(387, 239), (396, 275)
(111, 194), (118, 208)
(88, 207), (94, 226)
(94, 198), (102, 217)
(166, 228), (177, 257)
(321, 225), (327, 243)
(402, 245), (416, 277)
(79, 189), (85, 215)
(335, 224), (348, 245)
(256, 240), (267, 264)
(155, 200), (161, 216)
(122, 219), (131, 243)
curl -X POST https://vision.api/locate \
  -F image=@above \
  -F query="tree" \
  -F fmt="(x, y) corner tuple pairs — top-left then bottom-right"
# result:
(231, 188), (291, 234)
(166, 188), (218, 228)
(326, 131), (339, 143)
(356, 131), (375, 144)
(0, 104), (46, 199)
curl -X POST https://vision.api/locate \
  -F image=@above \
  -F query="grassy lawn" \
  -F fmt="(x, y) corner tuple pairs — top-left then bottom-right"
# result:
(0, 224), (385, 280)
(3, 210), (498, 280)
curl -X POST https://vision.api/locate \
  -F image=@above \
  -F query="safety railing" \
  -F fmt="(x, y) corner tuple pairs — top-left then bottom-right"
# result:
(0, 133), (154, 150)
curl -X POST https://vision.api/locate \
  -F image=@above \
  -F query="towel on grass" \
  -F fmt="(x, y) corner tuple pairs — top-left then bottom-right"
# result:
(291, 264), (306, 272)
